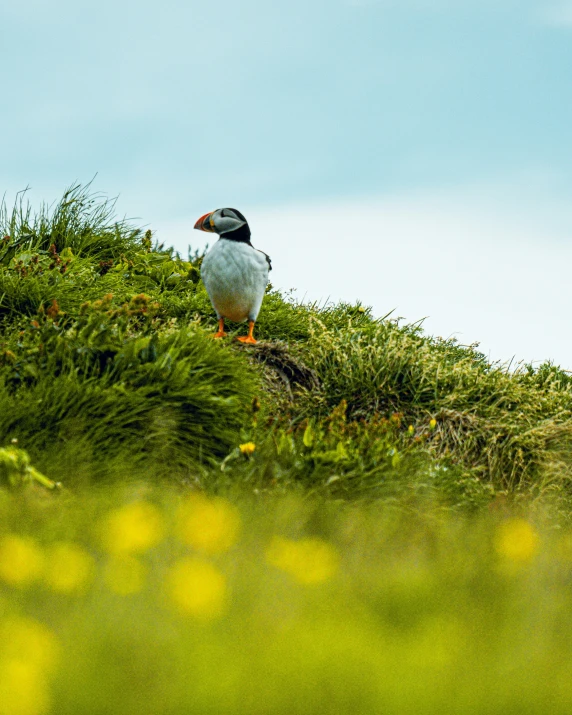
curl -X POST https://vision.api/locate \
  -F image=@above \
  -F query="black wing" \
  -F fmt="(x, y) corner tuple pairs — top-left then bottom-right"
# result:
(257, 250), (272, 271)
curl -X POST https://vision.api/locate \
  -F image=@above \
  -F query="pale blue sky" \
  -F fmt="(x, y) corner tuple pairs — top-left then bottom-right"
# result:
(1, 1), (572, 364)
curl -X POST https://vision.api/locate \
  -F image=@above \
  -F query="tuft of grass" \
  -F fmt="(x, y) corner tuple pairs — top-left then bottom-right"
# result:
(0, 182), (143, 262)
(300, 315), (572, 490)
(0, 297), (257, 478)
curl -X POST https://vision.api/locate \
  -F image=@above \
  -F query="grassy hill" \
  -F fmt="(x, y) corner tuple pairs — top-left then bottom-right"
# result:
(2, 186), (572, 714)
(1, 184), (572, 505)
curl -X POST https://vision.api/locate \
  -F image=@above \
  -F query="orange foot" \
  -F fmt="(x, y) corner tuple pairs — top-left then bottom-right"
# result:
(237, 320), (257, 344)
(212, 318), (227, 339)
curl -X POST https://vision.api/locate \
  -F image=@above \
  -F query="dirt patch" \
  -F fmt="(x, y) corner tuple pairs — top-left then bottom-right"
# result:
(237, 340), (320, 402)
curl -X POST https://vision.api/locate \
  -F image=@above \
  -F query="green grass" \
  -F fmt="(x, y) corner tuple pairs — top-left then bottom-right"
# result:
(0, 182), (143, 262)
(2, 185), (572, 714)
(1, 184), (572, 496)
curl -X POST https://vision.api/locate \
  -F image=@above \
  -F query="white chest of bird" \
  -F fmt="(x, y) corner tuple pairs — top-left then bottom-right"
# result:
(201, 239), (270, 323)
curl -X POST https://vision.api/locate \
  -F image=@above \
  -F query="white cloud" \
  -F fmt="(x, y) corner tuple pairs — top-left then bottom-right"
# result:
(157, 176), (572, 369)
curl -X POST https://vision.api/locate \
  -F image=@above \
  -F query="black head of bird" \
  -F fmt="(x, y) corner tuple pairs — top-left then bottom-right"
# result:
(194, 208), (251, 243)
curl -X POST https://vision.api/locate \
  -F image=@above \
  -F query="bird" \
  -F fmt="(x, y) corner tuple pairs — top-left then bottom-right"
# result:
(194, 208), (271, 344)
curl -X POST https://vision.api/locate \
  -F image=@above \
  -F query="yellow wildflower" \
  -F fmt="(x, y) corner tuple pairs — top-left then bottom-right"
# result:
(0, 659), (51, 715)
(495, 518), (540, 564)
(99, 501), (164, 555)
(0, 618), (59, 714)
(408, 425), (414, 435)
(266, 536), (339, 585)
(429, 418), (437, 429)
(166, 557), (227, 619)
(0, 616), (60, 673)
(176, 495), (241, 554)
(239, 442), (256, 456)
(44, 542), (94, 594)
(0, 535), (44, 587)
(103, 555), (146, 595)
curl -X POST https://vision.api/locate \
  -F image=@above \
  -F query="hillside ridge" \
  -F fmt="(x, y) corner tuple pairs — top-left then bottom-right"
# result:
(1, 185), (571, 509)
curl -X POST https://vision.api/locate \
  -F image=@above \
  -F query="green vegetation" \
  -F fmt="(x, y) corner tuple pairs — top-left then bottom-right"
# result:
(2, 185), (572, 714)
(3, 487), (572, 715)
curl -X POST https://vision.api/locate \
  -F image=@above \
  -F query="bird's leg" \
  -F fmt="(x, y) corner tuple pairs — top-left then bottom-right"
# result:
(237, 320), (257, 344)
(213, 318), (228, 339)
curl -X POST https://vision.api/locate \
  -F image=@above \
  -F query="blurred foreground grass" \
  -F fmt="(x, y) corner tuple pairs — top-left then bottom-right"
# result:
(1, 485), (572, 715)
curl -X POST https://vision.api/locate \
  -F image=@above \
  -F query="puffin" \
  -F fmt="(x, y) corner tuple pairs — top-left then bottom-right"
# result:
(194, 208), (271, 344)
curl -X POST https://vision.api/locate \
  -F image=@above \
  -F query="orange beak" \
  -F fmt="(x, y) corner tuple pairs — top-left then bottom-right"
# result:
(194, 212), (214, 232)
